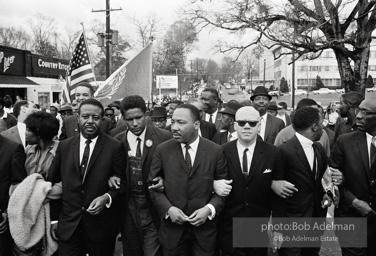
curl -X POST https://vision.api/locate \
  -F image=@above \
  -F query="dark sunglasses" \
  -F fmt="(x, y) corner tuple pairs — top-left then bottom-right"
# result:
(235, 120), (258, 127)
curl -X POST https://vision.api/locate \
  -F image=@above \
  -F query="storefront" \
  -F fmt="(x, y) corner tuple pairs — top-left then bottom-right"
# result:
(0, 45), (69, 108)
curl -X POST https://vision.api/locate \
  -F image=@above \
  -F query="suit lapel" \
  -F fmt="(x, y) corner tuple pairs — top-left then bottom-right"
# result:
(84, 133), (104, 182)
(264, 114), (272, 142)
(247, 140), (263, 183)
(191, 137), (205, 177)
(227, 140), (245, 184)
(72, 135), (81, 179)
(142, 127), (152, 166)
(357, 133), (370, 179)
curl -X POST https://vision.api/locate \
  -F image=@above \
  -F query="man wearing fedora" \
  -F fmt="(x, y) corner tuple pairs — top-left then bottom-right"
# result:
(212, 100), (243, 145)
(251, 86), (285, 144)
(150, 107), (168, 129)
(267, 101), (278, 117)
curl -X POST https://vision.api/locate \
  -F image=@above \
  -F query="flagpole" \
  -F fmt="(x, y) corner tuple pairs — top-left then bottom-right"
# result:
(81, 22), (98, 87)
(150, 37), (154, 106)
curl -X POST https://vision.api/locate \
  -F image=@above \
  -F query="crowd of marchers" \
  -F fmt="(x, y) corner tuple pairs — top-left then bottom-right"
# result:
(0, 83), (375, 256)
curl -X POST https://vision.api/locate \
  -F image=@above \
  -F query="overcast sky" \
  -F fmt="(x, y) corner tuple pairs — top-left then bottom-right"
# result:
(0, 0), (224, 62)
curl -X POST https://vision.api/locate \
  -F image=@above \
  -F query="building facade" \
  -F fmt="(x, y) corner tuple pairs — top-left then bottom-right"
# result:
(0, 45), (69, 109)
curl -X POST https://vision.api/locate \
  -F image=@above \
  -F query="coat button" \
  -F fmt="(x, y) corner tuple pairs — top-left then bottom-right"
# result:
(81, 207), (85, 211)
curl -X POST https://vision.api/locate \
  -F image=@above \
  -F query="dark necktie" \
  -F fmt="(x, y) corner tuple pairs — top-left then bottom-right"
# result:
(243, 148), (249, 178)
(185, 144), (192, 172)
(81, 139), (92, 179)
(136, 137), (142, 157)
(209, 114), (213, 123)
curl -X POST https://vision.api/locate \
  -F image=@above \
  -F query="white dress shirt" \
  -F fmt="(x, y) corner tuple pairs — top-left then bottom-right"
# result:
(127, 127), (147, 157)
(259, 113), (268, 140)
(296, 132), (315, 170)
(366, 132), (375, 169)
(277, 114), (287, 125)
(205, 109), (218, 124)
(17, 122), (26, 148)
(236, 140), (256, 174)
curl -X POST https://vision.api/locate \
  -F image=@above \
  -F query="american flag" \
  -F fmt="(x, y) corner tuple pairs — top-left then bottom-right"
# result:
(63, 33), (95, 103)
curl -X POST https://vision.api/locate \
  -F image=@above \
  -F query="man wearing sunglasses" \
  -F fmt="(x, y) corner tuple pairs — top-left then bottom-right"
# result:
(330, 98), (376, 256)
(217, 106), (284, 256)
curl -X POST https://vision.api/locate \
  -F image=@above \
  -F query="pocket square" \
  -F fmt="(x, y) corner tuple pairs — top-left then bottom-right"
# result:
(263, 169), (272, 174)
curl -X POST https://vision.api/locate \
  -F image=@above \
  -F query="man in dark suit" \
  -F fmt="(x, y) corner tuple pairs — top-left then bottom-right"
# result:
(212, 101), (243, 145)
(0, 135), (27, 256)
(148, 104), (228, 256)
(59, 83), (112, 140)
(277, 102), (291, 126)
(330, 98), (376, 256)
(48, 99), (126, 256)
(334, 91), (364, 142)
(217, 106), (284, 256)
(200, 88), (222, 130)
(251, 86), (285, 144)
(1, 100), (38, 147)
(108, 95), (172, 256)
(276, 107), (330, 256)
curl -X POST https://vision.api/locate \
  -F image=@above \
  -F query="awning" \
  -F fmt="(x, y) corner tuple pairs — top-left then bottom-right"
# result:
(0, 75), (39, 88)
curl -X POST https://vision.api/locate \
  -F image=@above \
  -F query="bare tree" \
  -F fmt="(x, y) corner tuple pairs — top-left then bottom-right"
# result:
(130, 13), (161, 48)
(0, 27), (32, 50)
(186, 0), (376, 94)
(29, 13), (58, 57)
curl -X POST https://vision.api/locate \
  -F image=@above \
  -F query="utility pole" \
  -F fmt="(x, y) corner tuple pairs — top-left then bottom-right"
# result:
(92, 0), (121, 78)
(263, 59), (266, 87)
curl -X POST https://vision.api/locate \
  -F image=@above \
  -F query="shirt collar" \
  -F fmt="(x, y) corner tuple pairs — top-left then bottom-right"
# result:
(80, 134), (99, 145)
(366, 132), (374, 143)
(261, 113), (268, 120)
(181, 135), (200, 152)
(128, 126), (147, 144)
(236, 139), (256, 153)
(296, 132), (314, 148)
(27, 141), (59, 156)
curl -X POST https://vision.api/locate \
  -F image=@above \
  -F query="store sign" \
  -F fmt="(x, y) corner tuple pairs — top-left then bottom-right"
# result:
(0, 48), (24, 76)
(32, 56), (69, 77)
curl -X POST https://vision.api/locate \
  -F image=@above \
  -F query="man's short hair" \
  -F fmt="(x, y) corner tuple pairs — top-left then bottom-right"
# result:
(292, 107), (320, 132)
(12, 100), (29, 118)
(296, 98), (318, 110)
(342, 91), (364, 108)
(120, 95), (147, 114)
(24, 112), (59, 141)
(76, 82), (95, 95)
(176, 104), (200, 122)
(278, 102), (288, 110)
(79, 99), (104, 117)
(202, 88), (219, 100)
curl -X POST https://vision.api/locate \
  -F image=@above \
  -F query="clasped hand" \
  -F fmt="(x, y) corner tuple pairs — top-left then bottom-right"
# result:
(168, 206), (211, 227)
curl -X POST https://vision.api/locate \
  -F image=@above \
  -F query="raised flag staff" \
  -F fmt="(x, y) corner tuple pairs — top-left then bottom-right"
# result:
(63, 24), (96, 103)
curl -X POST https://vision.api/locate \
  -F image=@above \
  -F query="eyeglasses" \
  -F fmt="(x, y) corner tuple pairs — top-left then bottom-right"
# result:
(235, 120), (258, 127)
(355, 108), (376, 116)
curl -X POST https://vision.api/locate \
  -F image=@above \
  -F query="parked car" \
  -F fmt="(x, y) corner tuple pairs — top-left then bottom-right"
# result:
(336, 88), (345, 93)
(294, 89), (307, 95)
(269, 90), (284, 97)
(366, 87), (376, 92)
(312, 88), (336, 94)
(224, 83), (232, 89)
(228, 88), (238, 95)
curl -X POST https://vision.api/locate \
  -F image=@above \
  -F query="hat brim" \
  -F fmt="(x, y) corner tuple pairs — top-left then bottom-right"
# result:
(151, 115), (167, 119)
(250, 94), (272, 101)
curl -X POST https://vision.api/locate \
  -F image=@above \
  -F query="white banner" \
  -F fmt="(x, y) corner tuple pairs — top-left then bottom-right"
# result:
(156, 75), (178, 89)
